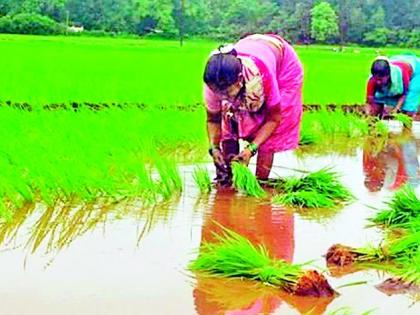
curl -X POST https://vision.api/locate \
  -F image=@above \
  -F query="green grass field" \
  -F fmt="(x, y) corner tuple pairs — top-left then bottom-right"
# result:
(0, 34), (419, 106)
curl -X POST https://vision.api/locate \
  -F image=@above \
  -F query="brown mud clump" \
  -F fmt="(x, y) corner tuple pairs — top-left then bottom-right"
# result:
(325, 244), (362, 267)
(375, 278), (420, 296)
(286, 270), (336, 297)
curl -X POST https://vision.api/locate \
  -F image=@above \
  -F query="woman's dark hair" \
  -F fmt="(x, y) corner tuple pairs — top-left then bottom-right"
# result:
(371, 59), (390, 77)
(203, 46), (242, 91)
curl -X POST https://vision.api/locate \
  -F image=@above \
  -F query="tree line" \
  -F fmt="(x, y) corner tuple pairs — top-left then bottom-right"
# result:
(0, 0), (419, 47)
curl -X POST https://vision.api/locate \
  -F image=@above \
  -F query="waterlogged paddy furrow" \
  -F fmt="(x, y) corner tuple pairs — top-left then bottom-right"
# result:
(1, 137), (420, 315)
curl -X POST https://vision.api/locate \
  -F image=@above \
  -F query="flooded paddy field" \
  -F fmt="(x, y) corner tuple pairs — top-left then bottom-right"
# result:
(1, 131), (420, 315)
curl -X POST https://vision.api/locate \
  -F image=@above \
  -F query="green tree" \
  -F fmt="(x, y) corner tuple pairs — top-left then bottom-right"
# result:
(293, 0), (314, 43)
(368, 5), (385, 29)
(347, 7), (366, 42)
(135, 0), (175, 35)
(220, 0), (278, 38)
(363, 27), (391, 46)
(310, 1), (339, 42)
(268, 9), (299, 42)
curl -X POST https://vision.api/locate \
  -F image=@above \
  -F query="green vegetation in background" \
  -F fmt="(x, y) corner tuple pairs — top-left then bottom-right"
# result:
(0, 35), (419, 106)
(0, 0), (419, 48)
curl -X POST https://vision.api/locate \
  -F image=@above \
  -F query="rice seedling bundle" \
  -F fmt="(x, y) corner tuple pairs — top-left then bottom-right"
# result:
(231, 163), (266, 198)
(189, 227), (335, 297)
(272, 169), (353, 208)
(326, 221), (420, 283)
(369, 185), (420, 227)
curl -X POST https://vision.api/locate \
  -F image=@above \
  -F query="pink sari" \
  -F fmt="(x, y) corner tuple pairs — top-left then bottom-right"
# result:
(204, 34), (303, 154)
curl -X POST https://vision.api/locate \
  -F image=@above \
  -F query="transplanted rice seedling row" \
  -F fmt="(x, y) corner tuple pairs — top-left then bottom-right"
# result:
(300, 110), (370, 145)
(0, 107), (207, 220)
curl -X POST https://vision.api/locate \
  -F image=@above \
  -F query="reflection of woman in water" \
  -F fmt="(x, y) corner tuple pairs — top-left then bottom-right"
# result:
(363, 132), (420, 192)
(193, 190), (333, 315)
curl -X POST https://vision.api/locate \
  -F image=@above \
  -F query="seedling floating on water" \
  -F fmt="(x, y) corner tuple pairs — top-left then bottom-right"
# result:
(189, 226), (336, 297)
(231, 162), (266, 198)
(272, 168), (353, 209)
(369, 185), (420, 228)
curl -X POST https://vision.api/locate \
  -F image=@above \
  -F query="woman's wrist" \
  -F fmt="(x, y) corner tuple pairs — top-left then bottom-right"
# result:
(208, 143), (221, 156)
(246, 142), (258, 156)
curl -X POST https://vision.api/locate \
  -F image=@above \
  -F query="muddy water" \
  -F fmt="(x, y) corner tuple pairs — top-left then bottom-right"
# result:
(1, 134), (420, 314)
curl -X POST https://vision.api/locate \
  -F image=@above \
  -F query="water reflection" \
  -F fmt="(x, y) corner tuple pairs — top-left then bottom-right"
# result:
(0, 197), (180, 256)
(193, 189), (334, 314)
(363, 131), (420, 192)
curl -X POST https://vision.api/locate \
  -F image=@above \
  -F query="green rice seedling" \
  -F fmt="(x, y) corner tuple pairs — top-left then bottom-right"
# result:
(358, 231), (420, 284)
(392, 113), (413, 129)
(326, 228), (420, 282)
(367, 118), (389, 138)
(392, 251), (420, 284)
(231, 162), (266, 198)
(273, 168), (353, 209)
(193, 166), (212, 193)
(297, 111), (378, 158)
(296, 137), (362, 158)
(0, 107), (209, 219)
(299, 132), (319, 146)
(273, 190), (335, 209)
(190, 225), (335, 296)
(369, 185), (420, 228)
(301, 111), (369, 145)
(154, 158), (183, 200)
(282, 169), (352, 200)
(190, 227), (301, 285)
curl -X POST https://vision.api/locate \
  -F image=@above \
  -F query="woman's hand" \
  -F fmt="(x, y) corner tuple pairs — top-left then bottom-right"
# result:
(211, 147), (227, 170)
(232, 148), (252, 166)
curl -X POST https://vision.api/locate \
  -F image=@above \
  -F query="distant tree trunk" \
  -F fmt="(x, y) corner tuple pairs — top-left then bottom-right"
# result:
(179, 0), (185, 47)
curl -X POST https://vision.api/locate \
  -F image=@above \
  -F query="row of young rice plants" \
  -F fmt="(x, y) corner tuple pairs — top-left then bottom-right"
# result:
(1, 35), (420, 107)
(299, 110), (370, 146)
(0, 107), (383, 224)
(0, 107), (208, 221)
